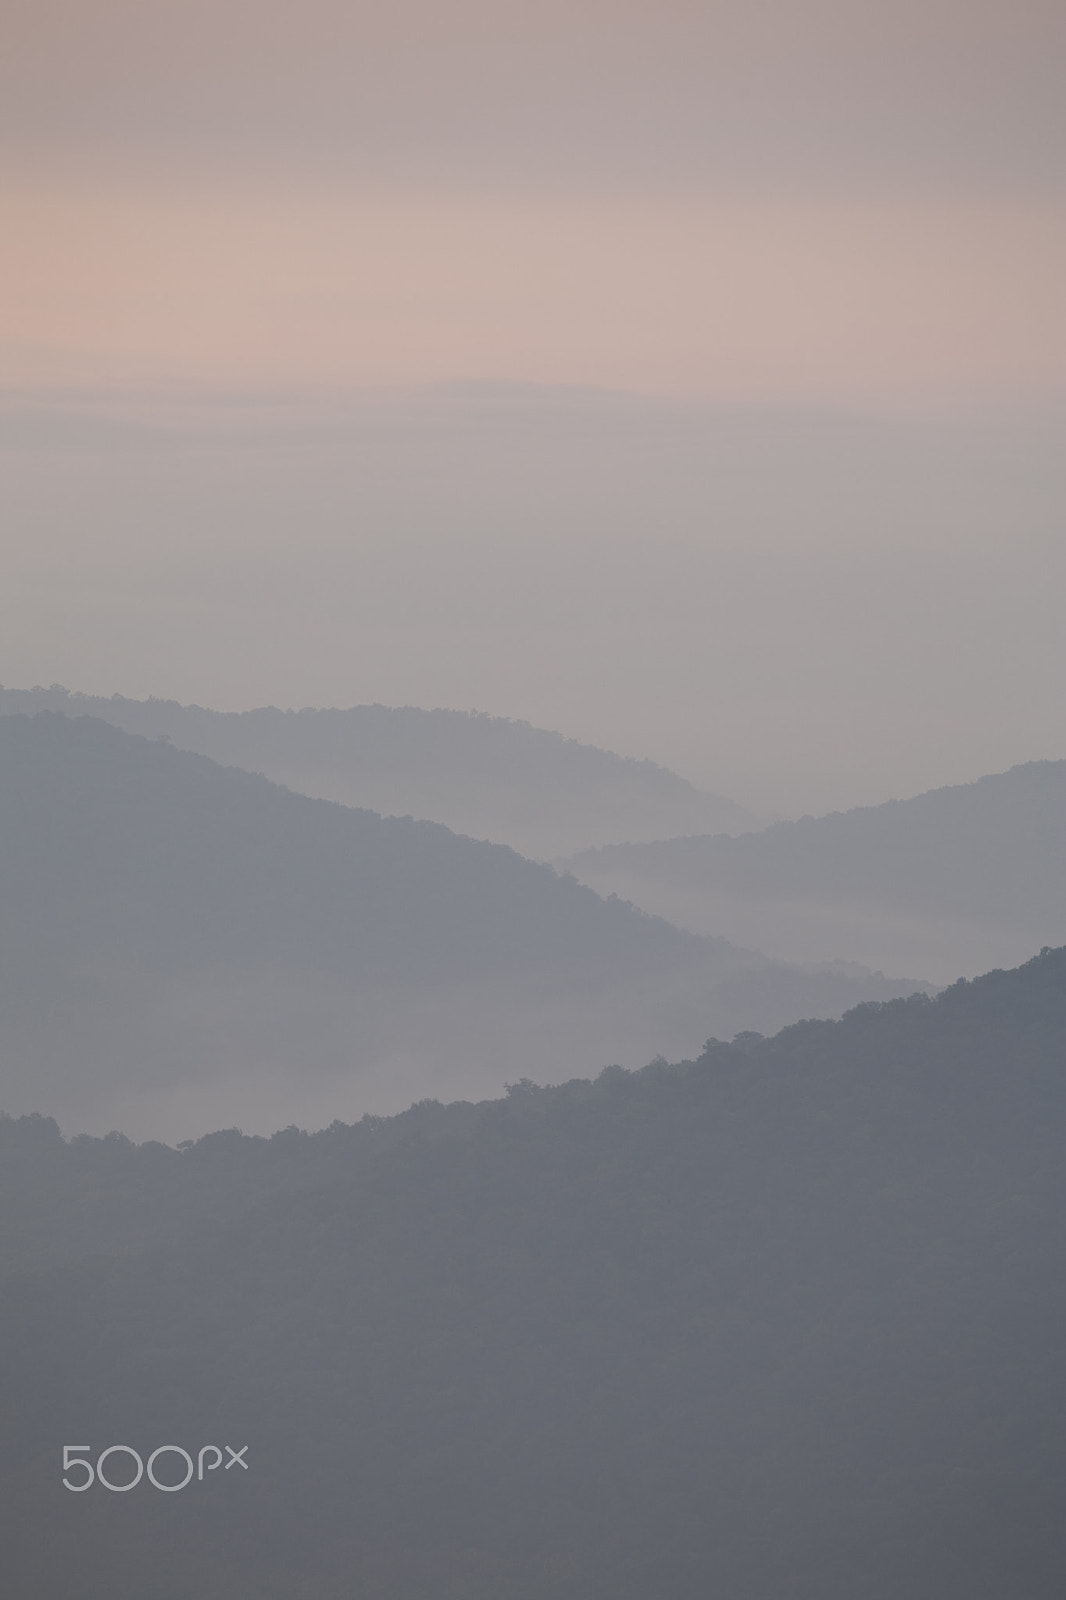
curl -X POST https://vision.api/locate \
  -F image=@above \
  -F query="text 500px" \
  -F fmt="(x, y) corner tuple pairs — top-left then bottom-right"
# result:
(62, 1444), (249, 1491)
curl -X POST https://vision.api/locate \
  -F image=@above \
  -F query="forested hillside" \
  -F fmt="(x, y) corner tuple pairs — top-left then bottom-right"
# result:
(567, 759), (1066, 980)
(0, 713), (912, 1140)
(2, 949), (1065, 1599)
(0, 685), (760, 856)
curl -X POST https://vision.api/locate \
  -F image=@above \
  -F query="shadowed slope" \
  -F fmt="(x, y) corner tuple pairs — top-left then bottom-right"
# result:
(2, 949), (1064, 1598)
(0, 713), (918, 1139)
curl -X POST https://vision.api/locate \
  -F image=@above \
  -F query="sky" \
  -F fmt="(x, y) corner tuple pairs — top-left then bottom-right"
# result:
(1, 0), (1064, 813)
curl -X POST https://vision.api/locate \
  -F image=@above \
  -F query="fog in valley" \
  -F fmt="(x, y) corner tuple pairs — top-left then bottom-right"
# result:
(0, 711), (928, 1142)
(3, 0), (1065, 1594)
(567, 761), (1066, 983)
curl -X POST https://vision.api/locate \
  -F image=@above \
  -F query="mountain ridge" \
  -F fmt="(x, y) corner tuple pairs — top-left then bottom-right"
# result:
(0, 712), (921, 1141)
(0, 684), (761, 857)
(2, 946), (1064, 1598)
(566, 758), (1066, 981)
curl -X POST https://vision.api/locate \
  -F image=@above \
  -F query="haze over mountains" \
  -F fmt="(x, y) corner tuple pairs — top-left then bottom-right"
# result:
(5, 0), (1062, 1588)
(0, 685), (761, 859)
(4, 948), (1065, 1599)
(0, 713), (918, 1141)
(567, 760), (1066, 983)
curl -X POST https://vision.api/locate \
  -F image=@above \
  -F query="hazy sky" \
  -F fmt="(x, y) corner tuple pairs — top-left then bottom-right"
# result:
(3, 0), (1065, 398)
(1, 0), (1063, 813)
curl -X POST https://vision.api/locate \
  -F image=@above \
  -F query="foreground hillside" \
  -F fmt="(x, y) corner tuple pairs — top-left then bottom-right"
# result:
(2, 949), (1064, 1599)
(0, 714), (911, 1140)
(567, 759), (1066, 981)
(0, 685), (760, 856)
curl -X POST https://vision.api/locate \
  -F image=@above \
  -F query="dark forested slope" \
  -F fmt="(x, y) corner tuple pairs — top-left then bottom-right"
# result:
(567, 759), (1066, 981)
(0, 714), (910, 1140)
(2, 949), (1065, 1599)
(0, 684), (760, 856)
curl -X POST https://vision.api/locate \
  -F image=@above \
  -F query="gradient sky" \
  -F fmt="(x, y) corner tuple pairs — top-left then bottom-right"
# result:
(4, 0), (1065, 399)
(1, 0), (1064, 812)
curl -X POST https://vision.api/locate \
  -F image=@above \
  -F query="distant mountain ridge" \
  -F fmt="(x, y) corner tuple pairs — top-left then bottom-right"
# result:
(0, 684), (761, 857)
(566, 759), (1066, 982)
(0, 713), (922, 1141)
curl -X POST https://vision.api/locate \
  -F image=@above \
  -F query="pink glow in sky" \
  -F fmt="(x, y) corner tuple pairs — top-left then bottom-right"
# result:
(2, 0), (1064, 402)
(2, 1), (1064, 812)
(3, 180), (1063, 402)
